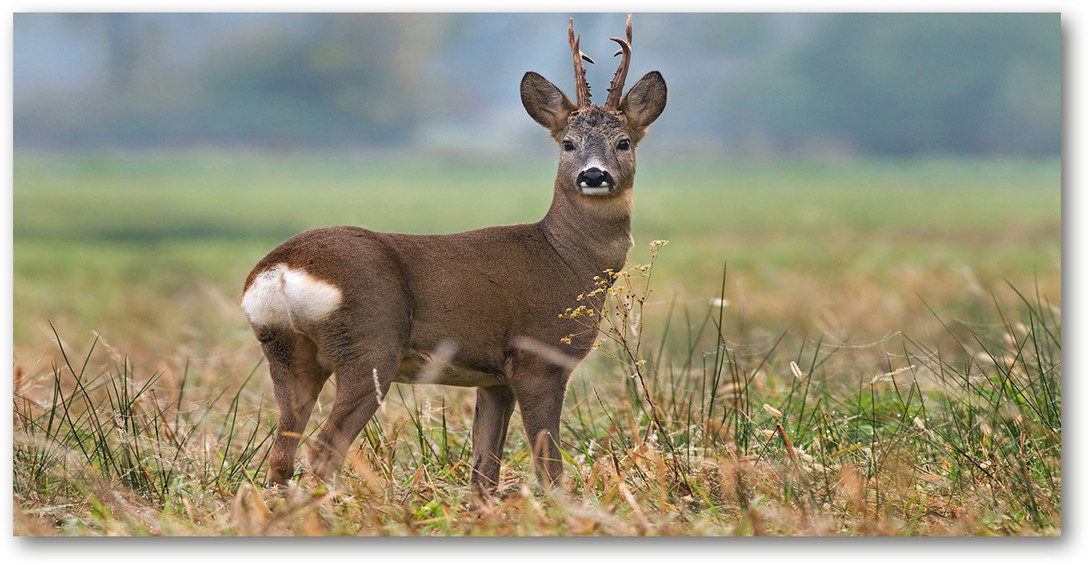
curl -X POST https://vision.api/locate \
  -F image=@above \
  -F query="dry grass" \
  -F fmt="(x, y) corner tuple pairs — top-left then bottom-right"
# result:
(12, 153), (1060, 536)
(13, 249), (1060, 536)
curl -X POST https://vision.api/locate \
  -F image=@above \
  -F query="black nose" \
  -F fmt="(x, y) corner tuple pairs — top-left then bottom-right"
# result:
(578, 167), (613, 188)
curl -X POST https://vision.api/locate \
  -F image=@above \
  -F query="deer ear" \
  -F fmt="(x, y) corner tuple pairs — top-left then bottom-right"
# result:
(620, 71), (667, 131)
(521, 72), (577, 134)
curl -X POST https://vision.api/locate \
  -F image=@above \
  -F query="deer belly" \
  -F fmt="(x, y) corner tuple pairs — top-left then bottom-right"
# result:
(393, 349), (505, 388)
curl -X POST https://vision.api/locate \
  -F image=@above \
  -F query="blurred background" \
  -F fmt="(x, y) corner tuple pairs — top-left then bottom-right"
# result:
(13, 12), (1062, 362)
(14, 12), (1060, 158)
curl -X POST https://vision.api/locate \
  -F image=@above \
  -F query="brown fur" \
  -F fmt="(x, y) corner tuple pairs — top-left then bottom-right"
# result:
(243, 34), (666, 490)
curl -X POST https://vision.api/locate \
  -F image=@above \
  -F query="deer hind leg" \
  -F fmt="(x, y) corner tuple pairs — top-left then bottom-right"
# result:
(470, 384), (516, 490)
(263, 331), (331, 486)
(309, 344), (404, 482)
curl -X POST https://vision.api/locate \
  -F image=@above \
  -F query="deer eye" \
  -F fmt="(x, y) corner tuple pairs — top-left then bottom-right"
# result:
(617, 139), (631, 150)
(562, 140), (575, 151)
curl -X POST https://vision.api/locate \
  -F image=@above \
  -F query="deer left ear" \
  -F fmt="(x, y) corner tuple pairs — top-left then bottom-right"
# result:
(620, 71), (667, 131)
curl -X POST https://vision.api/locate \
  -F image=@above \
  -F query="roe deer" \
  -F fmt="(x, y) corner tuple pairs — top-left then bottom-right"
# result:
(242, 15), (666, 489)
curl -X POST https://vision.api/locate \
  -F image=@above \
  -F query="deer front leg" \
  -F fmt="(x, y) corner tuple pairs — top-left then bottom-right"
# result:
(510, 358), (571, 487)
(470, 384), (516, 490)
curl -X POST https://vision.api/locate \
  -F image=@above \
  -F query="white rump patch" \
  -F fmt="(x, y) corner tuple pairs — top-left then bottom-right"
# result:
(242, 264), (343, 329)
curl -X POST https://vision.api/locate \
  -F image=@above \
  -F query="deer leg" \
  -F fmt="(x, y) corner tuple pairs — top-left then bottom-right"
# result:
(470, 384), (516, 490)
(309, 350), (401, 482)
(509, 359), (571, 487)
(263, 332), (331, 486)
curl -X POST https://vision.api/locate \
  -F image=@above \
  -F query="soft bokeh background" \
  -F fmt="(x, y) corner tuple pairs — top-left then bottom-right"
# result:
(13, 12), (1061, 345)
(15, 13), (1059, 157)
(13, 10), (1062, 371)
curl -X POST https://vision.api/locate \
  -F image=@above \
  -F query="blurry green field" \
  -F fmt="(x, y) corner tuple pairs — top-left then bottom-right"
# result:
(13, 151), (1060, 348)
(12, 151), (1061, 535)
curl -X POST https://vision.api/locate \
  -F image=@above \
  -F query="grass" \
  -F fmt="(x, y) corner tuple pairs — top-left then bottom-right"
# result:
(12, 150), (1060, 535)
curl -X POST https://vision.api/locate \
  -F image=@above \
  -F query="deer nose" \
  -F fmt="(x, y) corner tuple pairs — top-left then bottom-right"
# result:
(577, 167), (613, 188)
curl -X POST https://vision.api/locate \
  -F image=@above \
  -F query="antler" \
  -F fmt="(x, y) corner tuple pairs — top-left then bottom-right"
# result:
(568, 18), (594, 110)
(603, 13), (633, 112)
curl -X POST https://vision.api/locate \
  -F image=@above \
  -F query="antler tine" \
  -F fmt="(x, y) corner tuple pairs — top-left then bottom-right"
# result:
(613, 13), (633, 57)
(568, 18), (594, 109)
(603, 13), (633, 112)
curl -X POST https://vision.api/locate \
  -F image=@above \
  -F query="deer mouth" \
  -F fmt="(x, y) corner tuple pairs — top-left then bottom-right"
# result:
(579, 185), (614, 196)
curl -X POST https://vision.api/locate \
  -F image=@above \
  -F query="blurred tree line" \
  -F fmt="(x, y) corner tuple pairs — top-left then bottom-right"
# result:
(733, 13), (1061, 156)
(14, 12), (1060, 157)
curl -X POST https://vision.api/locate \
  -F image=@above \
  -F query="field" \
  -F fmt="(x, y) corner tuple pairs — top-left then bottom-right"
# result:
(12, 151), (1061, 536)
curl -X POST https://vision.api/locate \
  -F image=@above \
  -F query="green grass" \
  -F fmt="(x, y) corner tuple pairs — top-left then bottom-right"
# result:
(14, 151), (1059, 342)
(12, 150), (1060, 535)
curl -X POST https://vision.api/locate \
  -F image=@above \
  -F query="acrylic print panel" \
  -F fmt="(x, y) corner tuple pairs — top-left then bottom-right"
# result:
(13, 12), (1060, 536)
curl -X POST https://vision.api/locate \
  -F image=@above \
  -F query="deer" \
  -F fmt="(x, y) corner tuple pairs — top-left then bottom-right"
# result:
(241, 15), (666, 490)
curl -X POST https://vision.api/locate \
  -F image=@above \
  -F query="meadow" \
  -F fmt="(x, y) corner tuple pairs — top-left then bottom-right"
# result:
(12, 150), (1061, 535)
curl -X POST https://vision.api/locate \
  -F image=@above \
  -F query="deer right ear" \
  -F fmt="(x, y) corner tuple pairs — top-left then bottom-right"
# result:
(521, 72), (577, 135)
(620, 71), (667, 131)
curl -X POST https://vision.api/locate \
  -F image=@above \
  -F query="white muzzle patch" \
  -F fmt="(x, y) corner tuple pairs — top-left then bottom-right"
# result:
(579, 185), (613, 196)
(578, 161), (612, 195)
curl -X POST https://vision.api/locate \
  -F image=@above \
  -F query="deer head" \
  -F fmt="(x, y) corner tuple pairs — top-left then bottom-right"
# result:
(521, 16), (667, 200)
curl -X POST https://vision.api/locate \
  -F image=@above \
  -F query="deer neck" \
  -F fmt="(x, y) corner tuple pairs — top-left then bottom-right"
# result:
(539, 179), (634, 277)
